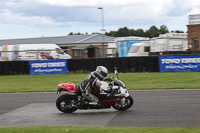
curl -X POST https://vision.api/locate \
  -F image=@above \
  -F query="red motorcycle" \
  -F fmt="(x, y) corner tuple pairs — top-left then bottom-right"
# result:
(56, 70), (134, 113)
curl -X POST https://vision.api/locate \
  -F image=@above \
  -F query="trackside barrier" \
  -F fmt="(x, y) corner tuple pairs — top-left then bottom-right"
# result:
(0, 57), (159, 75)
(0, 61), (29, 75)
(67, 56), (159, 73)
(29, 60), (68, 75)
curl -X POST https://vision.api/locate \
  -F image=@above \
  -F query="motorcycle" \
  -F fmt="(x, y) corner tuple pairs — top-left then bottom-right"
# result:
(56, 69), (134, 113)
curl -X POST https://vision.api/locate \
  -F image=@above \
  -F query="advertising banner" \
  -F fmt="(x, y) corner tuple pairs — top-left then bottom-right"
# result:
(29, 60), (67, 75)
(159, 55), (200, 72)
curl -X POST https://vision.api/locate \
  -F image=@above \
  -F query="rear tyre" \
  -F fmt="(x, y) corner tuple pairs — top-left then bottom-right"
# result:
(56, 94), (77, 113)
(112, 95), (134, 111)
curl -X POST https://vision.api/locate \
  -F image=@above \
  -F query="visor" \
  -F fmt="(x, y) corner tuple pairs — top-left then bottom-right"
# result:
(100, 71), (107, 78)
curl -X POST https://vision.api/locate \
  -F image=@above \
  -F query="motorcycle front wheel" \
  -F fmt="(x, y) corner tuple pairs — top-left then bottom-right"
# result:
(56, 94), (77, 113)
(112, 95), (134, 111)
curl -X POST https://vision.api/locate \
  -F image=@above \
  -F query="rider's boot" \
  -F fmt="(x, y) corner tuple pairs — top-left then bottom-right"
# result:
(83, 92), (99, 105)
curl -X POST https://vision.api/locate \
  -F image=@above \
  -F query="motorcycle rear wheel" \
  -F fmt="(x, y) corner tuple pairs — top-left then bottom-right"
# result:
(56, 94), (77, 113)
(112, 95), (134, 111)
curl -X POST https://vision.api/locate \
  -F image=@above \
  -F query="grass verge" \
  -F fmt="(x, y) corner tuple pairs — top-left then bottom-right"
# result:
(0, 126), (200, 133)
(0, 72), (200, 93)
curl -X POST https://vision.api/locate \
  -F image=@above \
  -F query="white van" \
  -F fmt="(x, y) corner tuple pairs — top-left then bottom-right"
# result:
(0, 44), (71, 61)
(0, 45), (14, 61)
(127, 42), (150, 57)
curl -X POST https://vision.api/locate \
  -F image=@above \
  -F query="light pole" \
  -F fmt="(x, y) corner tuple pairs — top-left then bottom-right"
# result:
(98, 7), (106, 57)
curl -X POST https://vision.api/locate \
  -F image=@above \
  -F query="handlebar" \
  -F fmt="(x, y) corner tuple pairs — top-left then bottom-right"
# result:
(104, 77), (113, 82)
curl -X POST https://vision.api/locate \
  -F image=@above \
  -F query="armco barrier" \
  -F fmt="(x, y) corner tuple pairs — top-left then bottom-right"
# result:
(0, 56), (159, 75)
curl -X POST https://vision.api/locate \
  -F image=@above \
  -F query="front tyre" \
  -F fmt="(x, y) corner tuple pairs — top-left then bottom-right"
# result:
(56, 94), (77, 113)
(112, 95), (134, 111)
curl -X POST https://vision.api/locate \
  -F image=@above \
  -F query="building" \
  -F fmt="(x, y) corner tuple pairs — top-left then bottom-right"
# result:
(0, 34), (115, 58)
(187, 14), (200, 52)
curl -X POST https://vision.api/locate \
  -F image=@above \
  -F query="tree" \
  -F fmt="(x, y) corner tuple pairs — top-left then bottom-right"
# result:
(68, 32), (74, 35)
(68, 25), (184, 38)
(159, 25), (169, 34)
(115, 27), (131, 37)
(135, 29), (145, 37)
(146, 25), (159, 38)
(68, 32), (84, 35)
(105, 31), (117, 37)
(171, 30), (184, 33)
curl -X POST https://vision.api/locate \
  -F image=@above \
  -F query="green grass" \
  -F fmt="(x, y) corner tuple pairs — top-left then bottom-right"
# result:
(0, 72), (200, 93)
(119, 72), (200, 90)
(0, 126), (199, 133)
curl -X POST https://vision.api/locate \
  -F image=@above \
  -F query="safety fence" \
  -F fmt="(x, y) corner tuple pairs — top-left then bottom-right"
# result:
(0, 56), (159, 75)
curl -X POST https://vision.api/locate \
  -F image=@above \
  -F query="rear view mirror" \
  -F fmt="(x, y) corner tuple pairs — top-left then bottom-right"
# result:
(114, 67), (119, 79)
(114, 70), (118, 75)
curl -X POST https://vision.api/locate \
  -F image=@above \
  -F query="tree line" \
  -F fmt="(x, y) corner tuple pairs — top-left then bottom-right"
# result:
(68, 25), (184, 38)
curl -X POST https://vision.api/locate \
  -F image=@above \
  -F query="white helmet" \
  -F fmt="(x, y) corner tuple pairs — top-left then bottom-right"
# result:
(95, 66), (108, 80)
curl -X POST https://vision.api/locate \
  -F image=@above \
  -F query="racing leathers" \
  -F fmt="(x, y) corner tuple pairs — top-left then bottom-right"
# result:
(79, 71), (101, 105)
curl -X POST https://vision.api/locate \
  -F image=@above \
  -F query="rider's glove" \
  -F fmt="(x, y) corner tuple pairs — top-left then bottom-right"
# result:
(104, 77), (113, 82)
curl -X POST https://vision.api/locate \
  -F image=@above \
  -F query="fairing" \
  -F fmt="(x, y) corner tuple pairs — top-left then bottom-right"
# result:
(60, 82), (76, 93)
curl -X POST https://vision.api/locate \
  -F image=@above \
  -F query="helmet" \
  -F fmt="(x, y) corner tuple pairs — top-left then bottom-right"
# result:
(95, 66), (108, 80)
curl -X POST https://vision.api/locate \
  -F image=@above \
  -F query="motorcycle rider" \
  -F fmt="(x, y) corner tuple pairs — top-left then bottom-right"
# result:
(79, 66), (112, 105)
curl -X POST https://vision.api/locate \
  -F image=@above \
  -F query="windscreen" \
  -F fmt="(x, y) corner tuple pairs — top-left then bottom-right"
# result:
(114, 78), (125, 88)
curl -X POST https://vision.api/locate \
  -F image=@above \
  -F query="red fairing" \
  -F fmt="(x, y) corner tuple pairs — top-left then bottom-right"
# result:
(60, 82), (76, 93)
(100, 97), (125, 106)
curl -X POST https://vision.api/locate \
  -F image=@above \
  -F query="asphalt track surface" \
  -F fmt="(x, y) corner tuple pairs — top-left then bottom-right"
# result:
(0, 89), (200, 127)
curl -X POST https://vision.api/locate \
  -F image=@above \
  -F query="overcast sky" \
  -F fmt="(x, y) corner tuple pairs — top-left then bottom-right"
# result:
(1, 0), (200, 39)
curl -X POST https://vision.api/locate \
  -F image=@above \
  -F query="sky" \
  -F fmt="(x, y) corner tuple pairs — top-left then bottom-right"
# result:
(1, 0), (200, 40)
